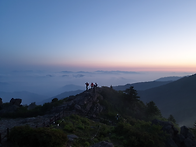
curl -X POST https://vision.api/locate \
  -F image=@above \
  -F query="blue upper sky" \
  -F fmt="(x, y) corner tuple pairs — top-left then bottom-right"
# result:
(1, 0), (196, 72)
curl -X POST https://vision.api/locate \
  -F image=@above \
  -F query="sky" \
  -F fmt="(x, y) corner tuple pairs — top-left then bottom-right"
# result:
(0, 0), (196, 94)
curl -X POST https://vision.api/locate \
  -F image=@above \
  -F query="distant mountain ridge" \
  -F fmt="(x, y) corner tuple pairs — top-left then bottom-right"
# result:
(61, 84), (84, 91)
(113, 76), (183, 92)
(138, 73), (196, 127)
(113, 81), (172, 91)
(39, 90), (84, 105)
(0, 84), (85, 105)
(0, 91), (47, 105)
(43, 84), (84, 97)
(155, 76), (182, 81)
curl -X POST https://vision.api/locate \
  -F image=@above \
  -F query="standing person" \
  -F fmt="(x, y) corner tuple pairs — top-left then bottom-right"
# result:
(95, 83), (98, 88)
(85, 82), (89, 90)
(94, 83), (98, 93)
(91, 83), (94, 89)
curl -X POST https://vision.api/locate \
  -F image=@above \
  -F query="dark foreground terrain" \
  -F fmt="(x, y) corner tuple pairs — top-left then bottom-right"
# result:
(1, 86), (196, 147)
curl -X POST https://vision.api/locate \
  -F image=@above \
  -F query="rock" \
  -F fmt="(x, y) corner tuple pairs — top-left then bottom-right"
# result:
(0, 98), (2, 109)
(67, 134), (78, 141)
(74, 104), (86, 113)
(50, 88), (105, 120)
(183, 138), (196, 147)
(60, 88), (105, 117)
(152, 119), (178, 135)
(75, 104), (81, 110)
(165, 137), (178, 147)
(0, 98), (2, 105)
(10, 98), (22, 106)
(90, 141), (114, 147)
(173, 134), (185, 146)
(28, 102), (36, 110)
(85, 102), (93, 111)
(180, 126), (195, 140)
(152, 119), (196, 147)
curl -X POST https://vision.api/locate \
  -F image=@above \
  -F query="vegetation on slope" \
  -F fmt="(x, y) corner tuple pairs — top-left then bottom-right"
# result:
(138, 73), (196, 127)
(8, 114), (167, 147)
(0, 98), (64, 118)
(9, 125), (67, 147)
(99, 86), (162, 121)
(2, 86), (182, 147)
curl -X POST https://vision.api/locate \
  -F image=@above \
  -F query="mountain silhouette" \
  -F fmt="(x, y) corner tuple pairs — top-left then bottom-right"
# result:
(43, 84), (84, 97)
(155, 76), (182, 81)
(113, 81), (172, 91)
(138, 73), (196, 127)
(39, 90), (84, 105)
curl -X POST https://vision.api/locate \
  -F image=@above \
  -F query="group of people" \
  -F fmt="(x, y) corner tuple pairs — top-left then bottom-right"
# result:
(85, 82), (98, 90)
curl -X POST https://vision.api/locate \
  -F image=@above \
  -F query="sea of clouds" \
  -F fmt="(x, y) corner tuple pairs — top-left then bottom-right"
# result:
(0, 69), (193, 96)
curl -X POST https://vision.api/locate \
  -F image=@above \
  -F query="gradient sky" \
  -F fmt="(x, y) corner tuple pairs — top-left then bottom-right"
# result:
(1, 0), (196, 72)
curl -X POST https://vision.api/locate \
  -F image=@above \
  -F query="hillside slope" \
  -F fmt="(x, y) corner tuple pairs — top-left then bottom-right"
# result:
(2, 86), (196, 147)
(138, 73), (196, 127)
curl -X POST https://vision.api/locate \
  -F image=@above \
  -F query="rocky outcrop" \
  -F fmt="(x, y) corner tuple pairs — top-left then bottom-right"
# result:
(152, 119), (196, 147)
(90, 141), (114, 147)
(0, 98), (22, 113)
(28, 102), (36, 110)
(0, 98), (2, 105)
(0, 98), (2, 109)
(67, 134), (78, 142)
(10, 98), (22, 106)
(52, 88), (104, 118)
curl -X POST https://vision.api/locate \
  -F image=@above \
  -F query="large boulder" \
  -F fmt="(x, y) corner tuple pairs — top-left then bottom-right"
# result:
(180, 126), (195, 140)
(10, 98), (22, 106)
(152, 119), (178, 136)
(0, 98), (21, 113)
(67, 134), (78, 142)
(173, 134), (185, 147)
(152, 119), (179, 147)
(90, 141), (114, 147)
(0, 98), (2, 105)
(0, 98), (2, 110)
(152, 119), (196, 147)
(28, 102), (36, 110)
(180, 126), (196, 147)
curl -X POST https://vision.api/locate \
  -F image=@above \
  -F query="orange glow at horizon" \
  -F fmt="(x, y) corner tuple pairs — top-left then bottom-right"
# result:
(54, 61), (196, 72)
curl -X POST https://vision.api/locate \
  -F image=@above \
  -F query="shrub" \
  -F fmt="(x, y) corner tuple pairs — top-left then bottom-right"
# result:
(76, 123), (84, 130)
(113, 121), (166, 147)
(98, 124), (111, 138)
(63, 122), (75, 132)
(84, 141), (90, 147)
(9, 125), (67, 147)
(145, 101), (162, 120)
(168, 114), (176, 123)
(52, 98), (58, 103)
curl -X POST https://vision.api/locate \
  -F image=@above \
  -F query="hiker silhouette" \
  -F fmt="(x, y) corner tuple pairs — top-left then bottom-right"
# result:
(85, 82), (89, 90)
(91, 83), (94, 89)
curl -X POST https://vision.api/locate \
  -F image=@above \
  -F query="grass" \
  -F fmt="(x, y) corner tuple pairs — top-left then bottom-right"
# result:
(47, 114), (167, 147)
